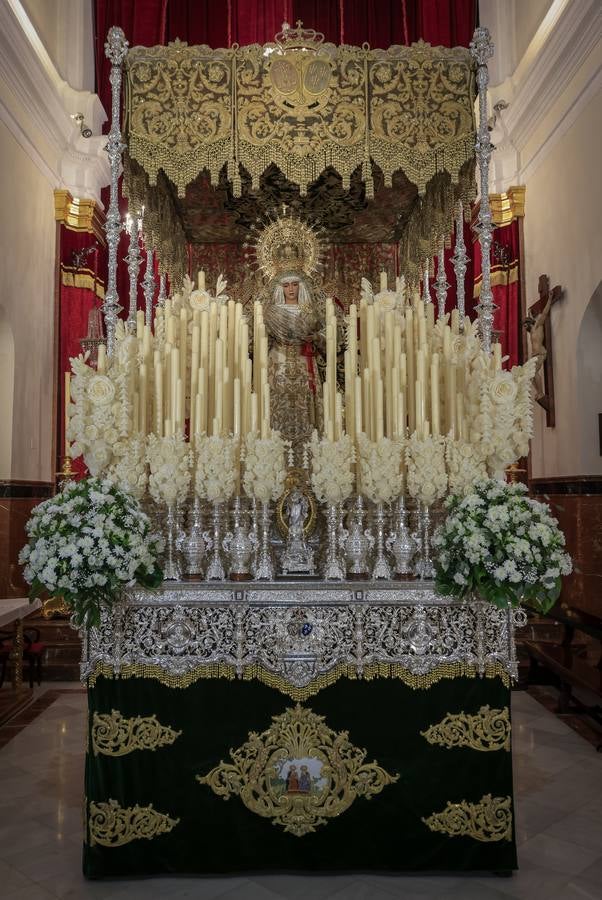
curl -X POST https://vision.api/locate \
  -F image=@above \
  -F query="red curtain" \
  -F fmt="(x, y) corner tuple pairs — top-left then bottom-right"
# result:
(472, 219), (521, 369)
(58, 227), (107, 476)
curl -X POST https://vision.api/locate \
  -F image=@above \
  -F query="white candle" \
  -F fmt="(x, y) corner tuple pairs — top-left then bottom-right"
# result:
(380, 270), (387, 292)
(198, 269), (205, 291)
(97, 344), (107, 374)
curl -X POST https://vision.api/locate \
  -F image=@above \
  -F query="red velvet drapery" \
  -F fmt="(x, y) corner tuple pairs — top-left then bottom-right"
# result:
(94, 1), (477, 118)
(58, 227), (107, 476)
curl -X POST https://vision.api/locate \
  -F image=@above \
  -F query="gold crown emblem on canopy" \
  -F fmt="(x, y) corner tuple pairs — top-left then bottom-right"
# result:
(252, 213), (322, 280)
(274, 20), (325, 51)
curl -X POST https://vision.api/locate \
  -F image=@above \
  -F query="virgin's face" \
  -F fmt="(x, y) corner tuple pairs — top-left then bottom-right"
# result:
(283, 280), (300, 304)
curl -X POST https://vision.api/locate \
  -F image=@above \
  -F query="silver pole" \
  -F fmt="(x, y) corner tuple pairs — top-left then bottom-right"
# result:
(158, 273), (167, 308)
(125, 215), (141, 333)
(451, 200), (468, 331)
(434, 240), (449, 320)
(470, 26), (496, 353)
(142, 249), (156, 327)
(103, 26), (128, 356)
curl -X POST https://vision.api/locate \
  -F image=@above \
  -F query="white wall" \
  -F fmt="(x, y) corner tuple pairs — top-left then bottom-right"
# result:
(0, 121), (56, 481)
(523, 62), (602, 478)
(0, 310), (15, 479)
(482, 0), (602, 478)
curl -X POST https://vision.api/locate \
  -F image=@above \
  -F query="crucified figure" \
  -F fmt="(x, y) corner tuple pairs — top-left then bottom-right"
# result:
(524, 275), (562, 402)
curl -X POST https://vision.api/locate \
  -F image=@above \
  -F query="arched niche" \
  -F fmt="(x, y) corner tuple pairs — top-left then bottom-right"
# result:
(0, 307), (15, 478)
(576, 282), (602, 475)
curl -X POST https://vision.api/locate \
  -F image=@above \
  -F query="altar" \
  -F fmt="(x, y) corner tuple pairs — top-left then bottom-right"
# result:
(82, 581), (522, 877)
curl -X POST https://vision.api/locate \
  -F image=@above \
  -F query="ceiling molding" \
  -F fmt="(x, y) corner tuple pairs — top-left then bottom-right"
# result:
(0, 0), (108, 200)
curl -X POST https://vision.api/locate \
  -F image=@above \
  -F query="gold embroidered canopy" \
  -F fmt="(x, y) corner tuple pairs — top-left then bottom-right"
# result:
(122, 23), (478, 284)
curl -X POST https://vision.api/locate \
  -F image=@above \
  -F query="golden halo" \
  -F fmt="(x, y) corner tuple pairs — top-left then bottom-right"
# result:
(254, 215), (321, 280)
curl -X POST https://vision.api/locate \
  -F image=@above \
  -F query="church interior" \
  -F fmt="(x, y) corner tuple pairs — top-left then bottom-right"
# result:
(0, 0), (601, 897)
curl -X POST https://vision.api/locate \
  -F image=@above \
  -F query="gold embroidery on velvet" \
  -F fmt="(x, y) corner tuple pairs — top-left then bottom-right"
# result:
(197, 703), (398, 836)
(91, 709), (182, 757)
(421, 705), (511, 752)
(88, 799), (179, 847)
(86, 661), (511, 697)
(422, 794), (512, 843)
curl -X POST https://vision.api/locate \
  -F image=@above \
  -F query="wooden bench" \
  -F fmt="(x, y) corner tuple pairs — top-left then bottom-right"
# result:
(523, 603), (602, 749)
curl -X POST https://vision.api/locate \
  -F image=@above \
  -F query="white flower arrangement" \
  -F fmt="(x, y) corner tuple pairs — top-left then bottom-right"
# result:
(308, 432), (355, 504)
(195, 434), (238, 502)
(445, 438), (488, 498)
(433, 478), (572, 612)
(473, 358), (536, 478)
(357, 434), (403, 504)
(243, 431), (287, 503)
(106, 434), (149, 500)
(19, 477), (163, 627)
(405, 433), (448, 506)
(146, 433), (192, 505)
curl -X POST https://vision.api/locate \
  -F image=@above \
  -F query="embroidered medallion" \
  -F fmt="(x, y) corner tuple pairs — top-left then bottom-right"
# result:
(91, 709), (182, 756)
(88, 799), (179, 847)
(197, 704), (398, 836)
(421, 705), (511, 752)
(423, 794), (512, 842)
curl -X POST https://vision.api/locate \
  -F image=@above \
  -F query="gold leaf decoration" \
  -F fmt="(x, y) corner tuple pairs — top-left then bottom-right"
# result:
(88, 799), (179, 847)
(421, 706), (511, 752)
(125, 39), (474, 198)
(423, 794), (512, 843)
(91, 709), (182, 757)
(197, 704), (398, 836)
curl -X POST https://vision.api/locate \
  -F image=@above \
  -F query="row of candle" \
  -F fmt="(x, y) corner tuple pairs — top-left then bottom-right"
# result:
(93, 292), (271, 443)
(338, 295), (503, 445)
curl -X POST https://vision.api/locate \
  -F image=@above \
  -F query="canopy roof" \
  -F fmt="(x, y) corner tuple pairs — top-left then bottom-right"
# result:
(121, 23), (477, 285)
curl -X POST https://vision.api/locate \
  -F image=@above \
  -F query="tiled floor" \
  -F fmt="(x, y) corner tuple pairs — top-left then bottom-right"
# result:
(0, 685), (601, 899)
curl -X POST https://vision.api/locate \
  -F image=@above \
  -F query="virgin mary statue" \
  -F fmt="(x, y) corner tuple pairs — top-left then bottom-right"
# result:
(259, 236), (325, 459)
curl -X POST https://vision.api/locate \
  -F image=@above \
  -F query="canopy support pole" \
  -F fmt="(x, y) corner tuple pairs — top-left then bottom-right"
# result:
(471, 26), (496, 353)
(103, 26), (128, 356)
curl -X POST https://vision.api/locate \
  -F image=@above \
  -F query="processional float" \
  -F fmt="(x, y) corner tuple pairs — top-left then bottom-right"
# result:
(75, 23), (531, 876)
(69, 22), (533, 587)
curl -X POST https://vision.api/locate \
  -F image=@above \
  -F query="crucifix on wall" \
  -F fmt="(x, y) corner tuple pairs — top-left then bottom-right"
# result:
(524, 274), (563, 427)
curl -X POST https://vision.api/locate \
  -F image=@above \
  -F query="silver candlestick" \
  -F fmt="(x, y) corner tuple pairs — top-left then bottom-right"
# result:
(205, 500), (226, 581)
(386, 495), (417, 579)
(415, 502), (436, 579)
(181, 496), (207, 578)
(342, 495), (373, 579)
(163, 501), (182, 581)
(323, 503), (345, 581)
(372, 501), (392, 580)
(223, 497), (256, 581)
(254, 501), (275, 580)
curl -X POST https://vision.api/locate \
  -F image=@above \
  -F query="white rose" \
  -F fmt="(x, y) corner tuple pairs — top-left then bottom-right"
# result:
(87, 375), (115, 406)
